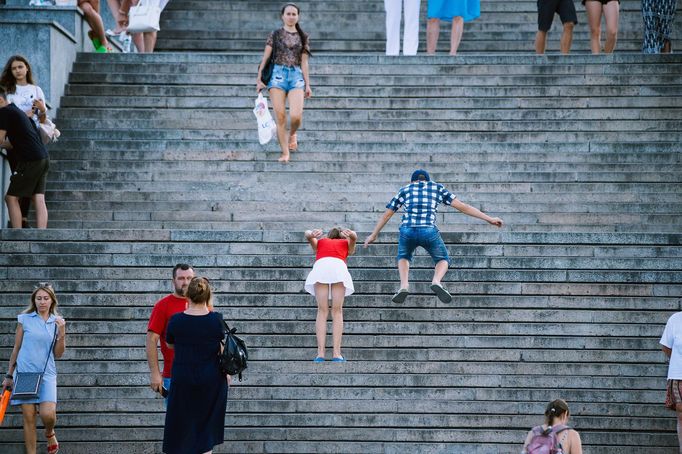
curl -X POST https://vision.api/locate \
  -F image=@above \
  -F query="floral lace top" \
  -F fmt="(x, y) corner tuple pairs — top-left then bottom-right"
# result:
(266, 28), (311, 67)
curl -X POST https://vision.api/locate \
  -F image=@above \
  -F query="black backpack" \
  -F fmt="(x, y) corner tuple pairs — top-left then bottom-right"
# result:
(219, 319), (248, 382)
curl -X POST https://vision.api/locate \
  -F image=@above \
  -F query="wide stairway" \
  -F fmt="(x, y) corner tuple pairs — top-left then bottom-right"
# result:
(1, 0), (682, 453)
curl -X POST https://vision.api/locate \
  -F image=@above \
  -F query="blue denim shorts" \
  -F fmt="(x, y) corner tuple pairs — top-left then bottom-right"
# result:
(268, 64), (305, 93)
(397, 225), (450, 265)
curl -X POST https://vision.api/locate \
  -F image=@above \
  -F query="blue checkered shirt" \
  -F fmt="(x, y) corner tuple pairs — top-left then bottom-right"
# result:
(386, 181), (456, 227)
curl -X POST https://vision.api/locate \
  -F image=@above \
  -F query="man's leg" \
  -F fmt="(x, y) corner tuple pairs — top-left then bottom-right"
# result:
(560, 22), (575, 54)
(535, 30), (548, 54)
(432, 260), (449, 286)
(403, 0), (421, 55)
(659, 0), (677, 53)
(32, 193), (48, 229)
(398, 258), (410, 290)
(585, 1), (603, 53)
(641, 0), (660, 53)
(5, 194), (23, 228)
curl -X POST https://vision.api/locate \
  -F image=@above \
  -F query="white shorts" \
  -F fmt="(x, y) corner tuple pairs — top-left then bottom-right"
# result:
(304, 257), (354, 297)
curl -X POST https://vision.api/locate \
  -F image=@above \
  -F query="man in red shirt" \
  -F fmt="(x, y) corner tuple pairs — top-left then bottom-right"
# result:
(146, 263), (194, 396)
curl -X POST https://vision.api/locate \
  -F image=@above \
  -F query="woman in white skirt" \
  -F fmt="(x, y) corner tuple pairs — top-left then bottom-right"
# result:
(304, 227), (357, 362)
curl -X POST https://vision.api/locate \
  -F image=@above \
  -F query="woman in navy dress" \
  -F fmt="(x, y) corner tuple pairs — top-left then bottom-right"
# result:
(163, 277), (229, 454)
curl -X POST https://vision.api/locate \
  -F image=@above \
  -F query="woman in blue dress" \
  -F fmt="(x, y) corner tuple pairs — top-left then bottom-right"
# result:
(163, 277), (229, 454)
(2, 283), (67, 454)
(426, 0), (480, 55)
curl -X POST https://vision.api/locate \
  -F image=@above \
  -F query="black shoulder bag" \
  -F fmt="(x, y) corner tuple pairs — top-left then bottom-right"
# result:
(218, 319), (248, 382)
(12, 325), (58, 399)
(260, 29), (279, 84)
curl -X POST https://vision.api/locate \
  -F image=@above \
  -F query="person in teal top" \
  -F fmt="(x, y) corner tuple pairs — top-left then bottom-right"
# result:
(426, 0), (481, 55)
(2, 283), (66, 454)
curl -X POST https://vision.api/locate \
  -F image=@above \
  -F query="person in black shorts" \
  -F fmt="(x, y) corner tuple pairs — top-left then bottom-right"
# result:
(0, 86), (50, 228)
(535, 0), (579, 54)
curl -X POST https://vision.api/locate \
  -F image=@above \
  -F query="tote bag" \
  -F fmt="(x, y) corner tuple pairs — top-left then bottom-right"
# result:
(127, 0), (161, 33)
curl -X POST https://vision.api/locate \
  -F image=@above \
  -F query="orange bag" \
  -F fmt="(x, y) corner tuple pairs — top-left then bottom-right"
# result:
(0, 388), (11, 425)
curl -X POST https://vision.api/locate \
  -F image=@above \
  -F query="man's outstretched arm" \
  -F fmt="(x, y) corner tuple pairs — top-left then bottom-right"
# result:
(451, 199), (503, 227)
(364, 209), (395, 247)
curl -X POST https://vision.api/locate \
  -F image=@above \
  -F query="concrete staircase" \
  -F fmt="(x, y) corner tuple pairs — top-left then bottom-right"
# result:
(1, 0), (681, 452)
(156, 0), (682, 53)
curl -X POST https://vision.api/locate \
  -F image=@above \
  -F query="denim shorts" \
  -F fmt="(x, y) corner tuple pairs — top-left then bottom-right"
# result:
(397, 225), (450, 265)
(268, 64), (305, 93)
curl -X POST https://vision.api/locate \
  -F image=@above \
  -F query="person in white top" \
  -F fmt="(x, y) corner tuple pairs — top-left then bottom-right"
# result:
(660, 311), (682, 450)
(0, 55), (48, 228)
(385, 0), (422, 55)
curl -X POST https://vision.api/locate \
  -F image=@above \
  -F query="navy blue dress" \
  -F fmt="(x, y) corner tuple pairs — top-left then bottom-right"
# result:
(163, 312), (228, 454)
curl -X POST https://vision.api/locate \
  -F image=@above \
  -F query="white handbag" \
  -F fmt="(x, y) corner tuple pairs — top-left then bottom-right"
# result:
(127, 0), (161, 33)
(38, 118), (60, 145)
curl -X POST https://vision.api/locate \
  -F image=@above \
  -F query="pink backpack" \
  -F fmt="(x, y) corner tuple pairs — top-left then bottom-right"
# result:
(526, 424), (569, 454)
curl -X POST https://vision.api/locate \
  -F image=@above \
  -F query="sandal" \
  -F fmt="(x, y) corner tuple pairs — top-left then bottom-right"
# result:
(45, 431), (59, 454)
(288, 133), (298, 151)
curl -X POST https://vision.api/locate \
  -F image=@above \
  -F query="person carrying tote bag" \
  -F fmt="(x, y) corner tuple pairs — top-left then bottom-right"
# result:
(1, 283), (67, 454)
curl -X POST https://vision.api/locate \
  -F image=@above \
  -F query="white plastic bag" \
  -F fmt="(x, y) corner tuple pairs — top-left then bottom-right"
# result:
(127, 0), (161, 33)
(253, 93), (277, 145)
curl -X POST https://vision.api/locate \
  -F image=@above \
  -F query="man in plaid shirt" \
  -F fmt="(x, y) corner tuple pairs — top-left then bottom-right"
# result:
(364, 169), (503, 304)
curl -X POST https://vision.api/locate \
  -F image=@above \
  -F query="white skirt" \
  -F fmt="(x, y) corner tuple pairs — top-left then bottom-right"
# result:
(304, 257), (354, 296)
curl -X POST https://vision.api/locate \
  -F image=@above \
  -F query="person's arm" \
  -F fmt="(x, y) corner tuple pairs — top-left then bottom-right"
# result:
(304, 229), (323, 252)
(301, 52), (312, 99)
(521, 429), (533, 453)
(567, 430), (583, 454)
(451, 199), (503, 227)
(663, 346), (672, 357)
(343, 229), (358, 255)
(2, 323), (24, 392)
(145, 331), (163, 393)
(53, 316), (67, 358)
(256, 45), (273, 93)
(0, 129), (11, 149)
(364, 209), (395, 247)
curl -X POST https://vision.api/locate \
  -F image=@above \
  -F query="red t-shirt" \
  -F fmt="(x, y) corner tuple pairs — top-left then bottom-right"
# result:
(147, 294), (188, 378)
(315, 238), (349, 262)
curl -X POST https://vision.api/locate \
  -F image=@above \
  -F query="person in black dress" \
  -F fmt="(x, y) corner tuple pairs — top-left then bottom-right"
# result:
(163, 277), (229, 454)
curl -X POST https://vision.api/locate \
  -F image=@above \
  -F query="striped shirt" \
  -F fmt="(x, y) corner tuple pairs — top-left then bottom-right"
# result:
(386, 181), (456, 227)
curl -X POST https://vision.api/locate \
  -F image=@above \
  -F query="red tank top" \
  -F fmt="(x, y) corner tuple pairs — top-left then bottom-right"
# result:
(315, 238), (349, 262)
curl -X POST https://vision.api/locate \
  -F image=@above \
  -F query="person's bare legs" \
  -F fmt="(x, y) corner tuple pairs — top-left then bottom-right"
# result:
(132, 33), (145, 52)
(80, 0), (109, 48)
(560, 22), (575, 54)
(287, 88), (305, 153)
(5, 194), (23, 228)
(449, 16), (464, 55)
(676, 405), (682, 450)
(585, 1), (603, 54)
(21, 404), (38, 454)
(268, 88), (290, 162)
(330, 283), (345, 359)
(39, 402), (57, 447)
(32, 194), (48, 229)
(602, 1), (619, 53)
(426, 18), (440, 54)
(144, 31), (158, 53)
(535, 30), (548, 54)
(431, 260), (449, 285)
(398, 258), (410, 290)
(106, 0), (124, 33)
(314, 283), (330, 358)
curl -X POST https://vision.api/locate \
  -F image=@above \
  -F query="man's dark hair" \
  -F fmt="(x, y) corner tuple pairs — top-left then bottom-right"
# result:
(172, 263), (192, 278)
(0, 86), (7, 100)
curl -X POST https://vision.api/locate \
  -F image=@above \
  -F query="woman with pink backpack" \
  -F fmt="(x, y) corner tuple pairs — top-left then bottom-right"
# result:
(522, 399), (583, 454)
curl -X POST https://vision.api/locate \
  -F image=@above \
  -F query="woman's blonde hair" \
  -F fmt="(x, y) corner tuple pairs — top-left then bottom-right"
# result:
(24, 283), (60, 316)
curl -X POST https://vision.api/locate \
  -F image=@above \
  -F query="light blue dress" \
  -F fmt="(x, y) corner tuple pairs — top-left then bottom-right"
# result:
(10, 312), (58, 405)
(427, 0), (480, 22)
